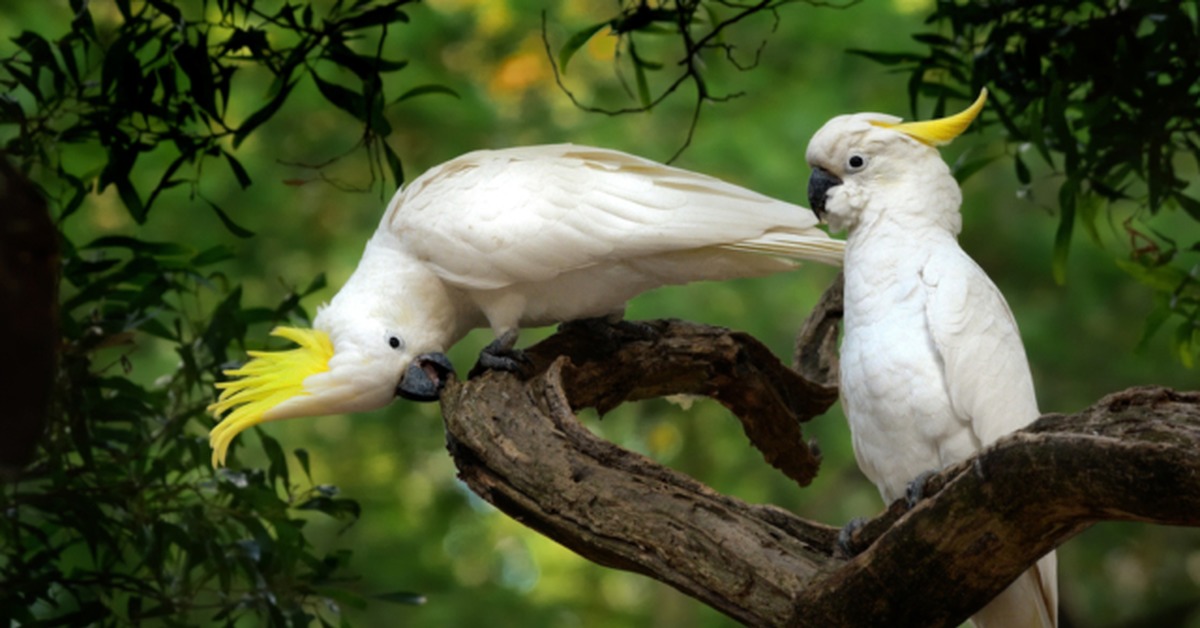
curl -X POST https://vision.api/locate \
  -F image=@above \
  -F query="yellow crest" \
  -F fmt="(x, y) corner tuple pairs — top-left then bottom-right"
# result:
(207, 326), (333, 467)
(872, 88), (988, 146)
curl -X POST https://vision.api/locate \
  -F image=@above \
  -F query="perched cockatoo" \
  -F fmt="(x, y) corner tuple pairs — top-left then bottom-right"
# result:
(805, 90), (1057, 627)
(208, 143), (844, 466)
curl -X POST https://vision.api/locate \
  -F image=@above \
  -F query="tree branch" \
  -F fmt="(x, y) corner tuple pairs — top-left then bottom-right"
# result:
(439, 284), (1200, 627)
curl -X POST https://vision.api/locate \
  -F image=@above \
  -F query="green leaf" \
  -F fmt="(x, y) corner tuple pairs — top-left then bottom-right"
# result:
(847, 48), (926, 66)
(173, 37), (218, 118)
(1172, 322), (1196, 368)
(1134, 297), (1172, 354)
(1175, 192), (1200, 221)
(1052, 179), (1076, 285)
(14, 31), (61, 92)
(235, 78), (298, 147)
(203, 198), (255, 238)
(1014, 153), (1030, 185)
(338, 4), (411, 31)
(952, 151), (1000, 183)
(311, 72), (366, 122)
(259, 430), (290, 490)
(393, 83), (458, 104)
(301, 273), (327, 297)
(382, 140), (404, 187)
(294, 449), (312, 483)
(191, 245), (235, 267)
(559, 22), (608, 73)
(296, 496), (362, 521)
(373, 591), (427, 605)
(223, 151), (251, 189)
(116, 178), (147, 223)
(85, 235), (189, 256)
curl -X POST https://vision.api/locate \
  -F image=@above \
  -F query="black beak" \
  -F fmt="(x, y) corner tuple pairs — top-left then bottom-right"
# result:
(396, 352), (455, 402)
(807, 167), (842, 220)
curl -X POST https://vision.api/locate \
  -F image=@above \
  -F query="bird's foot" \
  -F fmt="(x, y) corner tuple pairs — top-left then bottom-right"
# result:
(904, 470), (939, 509)
(469, 329), (532, 378)
(837, 517), (868, 558)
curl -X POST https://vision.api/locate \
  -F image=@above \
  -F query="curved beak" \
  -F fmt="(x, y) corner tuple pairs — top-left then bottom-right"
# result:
(807, 167), (842, 220)
(396, 352), (455, 402)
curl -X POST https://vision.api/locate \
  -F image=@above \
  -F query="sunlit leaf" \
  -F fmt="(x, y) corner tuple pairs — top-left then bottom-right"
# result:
(559, 22), (608, 73)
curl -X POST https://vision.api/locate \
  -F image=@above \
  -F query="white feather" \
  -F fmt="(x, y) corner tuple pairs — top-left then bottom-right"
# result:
(808, 113), (1056, 627)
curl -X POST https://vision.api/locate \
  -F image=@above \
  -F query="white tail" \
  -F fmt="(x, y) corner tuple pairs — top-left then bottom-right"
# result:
(970, 551), (1057, 628)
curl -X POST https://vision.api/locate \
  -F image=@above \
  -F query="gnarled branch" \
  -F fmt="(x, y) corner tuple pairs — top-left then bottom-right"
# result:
(439, 285), (1200, 627)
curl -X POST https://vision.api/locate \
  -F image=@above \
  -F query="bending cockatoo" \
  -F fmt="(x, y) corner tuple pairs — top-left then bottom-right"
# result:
(209, 143), (844, 466)
(805, 90), (1057, 627)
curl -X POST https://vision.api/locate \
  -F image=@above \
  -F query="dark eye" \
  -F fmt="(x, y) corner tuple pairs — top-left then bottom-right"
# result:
(388, 335), (402, 350)
(848, 155), (866, 170)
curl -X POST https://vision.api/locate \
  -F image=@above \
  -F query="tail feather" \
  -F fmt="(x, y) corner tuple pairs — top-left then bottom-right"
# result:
(970, 551), (1057, 628)
(720, 231), (845, 267)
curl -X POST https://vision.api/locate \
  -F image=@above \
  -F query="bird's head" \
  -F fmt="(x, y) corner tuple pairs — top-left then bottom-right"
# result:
(805, 88), (988, 233)
(207, 299), (454, 467)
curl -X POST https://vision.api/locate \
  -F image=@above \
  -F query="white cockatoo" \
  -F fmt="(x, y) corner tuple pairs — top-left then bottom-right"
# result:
(805, 90), (1057, 627)
(209, 143), (844, 466)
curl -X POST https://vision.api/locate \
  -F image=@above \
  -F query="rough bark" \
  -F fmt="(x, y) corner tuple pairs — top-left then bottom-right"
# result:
(439, 284), (1200, 627)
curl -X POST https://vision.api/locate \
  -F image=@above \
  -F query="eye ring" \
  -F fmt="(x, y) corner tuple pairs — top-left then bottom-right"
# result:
(847, 154), (866, 171)
(387, 335), (403, 350)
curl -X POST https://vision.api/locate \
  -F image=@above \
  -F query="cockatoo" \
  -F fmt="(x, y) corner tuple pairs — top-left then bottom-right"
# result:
(209, 143), (844, 466)
(805, 90), (1057, 627)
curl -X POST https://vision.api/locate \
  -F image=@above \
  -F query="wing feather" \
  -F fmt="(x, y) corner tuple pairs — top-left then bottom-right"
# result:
(382, 144), (841, 291)
(921, 246), (1040, 445)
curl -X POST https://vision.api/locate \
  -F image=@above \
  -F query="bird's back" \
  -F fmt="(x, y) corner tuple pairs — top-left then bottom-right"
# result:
(379, 144), (843, 293)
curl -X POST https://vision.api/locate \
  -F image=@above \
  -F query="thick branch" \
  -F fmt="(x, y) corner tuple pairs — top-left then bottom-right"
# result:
(440, 312), (1200, 626)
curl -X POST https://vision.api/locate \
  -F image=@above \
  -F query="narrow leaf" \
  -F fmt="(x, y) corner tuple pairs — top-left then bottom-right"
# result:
(203, 198), (255, 238)
(1052, 180), (1076, 285)
(223, 151), (251, 189)
(393, 83), (458, 104)
(559, 22), (608, 73)
(382, 140), (404, 187)
(311, 72), (367, 122)
(235, 78), (298, 147)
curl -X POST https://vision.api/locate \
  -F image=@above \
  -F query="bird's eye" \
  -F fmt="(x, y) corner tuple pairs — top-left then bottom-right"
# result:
(387, 335), (404, 350)
(847, 155), (866, 170)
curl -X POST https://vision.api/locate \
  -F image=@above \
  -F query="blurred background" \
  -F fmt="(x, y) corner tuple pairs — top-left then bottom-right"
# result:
(3, 0), (1198, 626)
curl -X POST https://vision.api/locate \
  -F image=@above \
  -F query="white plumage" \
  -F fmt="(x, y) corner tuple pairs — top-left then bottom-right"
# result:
(805, 92), (1057, 627)
(209, 143), (843, 465)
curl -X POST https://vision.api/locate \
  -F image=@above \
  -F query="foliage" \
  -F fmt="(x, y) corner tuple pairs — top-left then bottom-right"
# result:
(549, 0), (851, 160)
(0, 0), (447, 624)
(851, 0), (1200, 364)
(2, 1), (1197, 626)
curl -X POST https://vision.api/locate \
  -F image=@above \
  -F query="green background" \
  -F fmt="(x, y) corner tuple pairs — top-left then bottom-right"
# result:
(4, 0), (1198, 626)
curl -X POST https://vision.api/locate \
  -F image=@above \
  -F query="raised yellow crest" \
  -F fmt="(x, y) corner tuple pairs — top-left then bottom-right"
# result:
(208, 326), (333, 467)
(872, 88), (988, 146)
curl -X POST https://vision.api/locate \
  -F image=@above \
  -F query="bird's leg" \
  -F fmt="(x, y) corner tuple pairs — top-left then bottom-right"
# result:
(473, 328), (532, 375)
(904, 469), (939, 508)
(837, 517), (868, 558)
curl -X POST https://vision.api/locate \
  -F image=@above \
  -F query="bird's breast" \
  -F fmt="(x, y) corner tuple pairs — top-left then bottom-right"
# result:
(839, 242), (975, 501)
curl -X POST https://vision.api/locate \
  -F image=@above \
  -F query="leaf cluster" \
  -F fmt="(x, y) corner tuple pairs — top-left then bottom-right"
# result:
(0, 0), (447, 624)
(853, 0), (1200, 364)
(0, 0), (443, 227)
(3, 231), (370, 625)
(549, 0), (852, 161)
